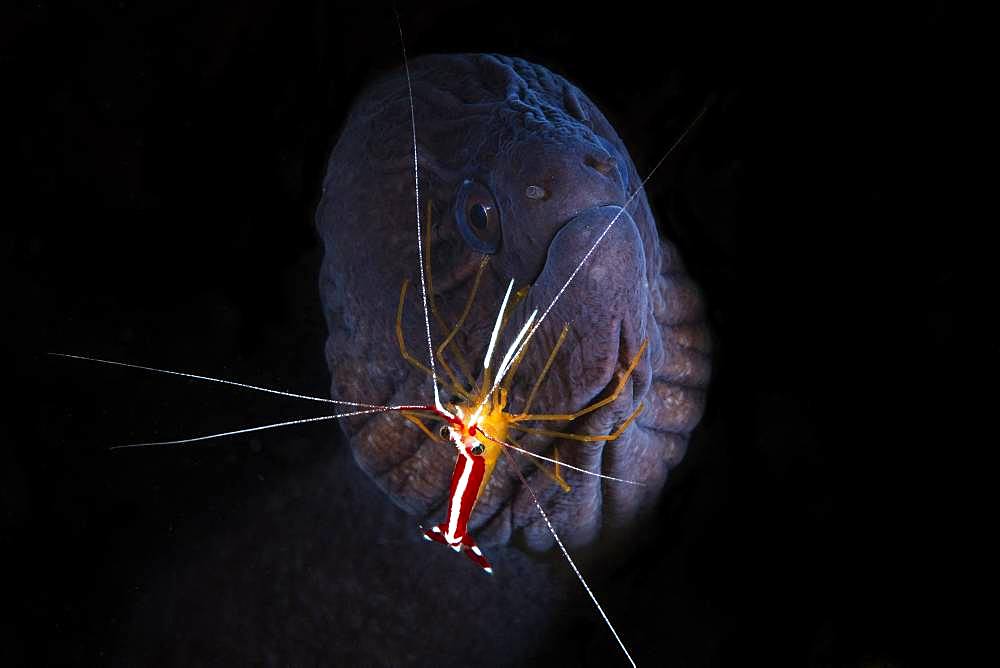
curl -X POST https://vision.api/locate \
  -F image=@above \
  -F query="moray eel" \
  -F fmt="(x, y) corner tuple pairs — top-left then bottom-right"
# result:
(316, 54), (710, 552)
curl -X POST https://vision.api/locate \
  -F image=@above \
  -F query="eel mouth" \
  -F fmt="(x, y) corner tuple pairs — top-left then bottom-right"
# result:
(349, 204), (658, 549)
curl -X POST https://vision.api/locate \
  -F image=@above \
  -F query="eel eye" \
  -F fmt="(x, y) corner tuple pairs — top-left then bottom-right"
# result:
(470, 443), (486, 456)
(455, 179), (502, 254)
(439, 425), (451, 441)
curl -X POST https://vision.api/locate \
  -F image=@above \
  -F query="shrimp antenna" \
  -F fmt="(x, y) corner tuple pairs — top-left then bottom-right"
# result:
(498, 444), (637, 668)
(513, 101), (712, 366)
(110, 411), (375, 450)
(110, 403), (437, 450)
(395, 9), (449, 418)
(49, 352), (391, 409)
(479, 430), (645, 486)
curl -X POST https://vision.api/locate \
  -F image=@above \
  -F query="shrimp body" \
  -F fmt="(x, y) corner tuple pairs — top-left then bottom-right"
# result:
(420, 393), (513, 574)
(421, 440), (494, 572)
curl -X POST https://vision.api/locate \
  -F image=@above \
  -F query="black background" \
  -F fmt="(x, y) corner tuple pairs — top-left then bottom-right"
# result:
(6, 1), (957, 665)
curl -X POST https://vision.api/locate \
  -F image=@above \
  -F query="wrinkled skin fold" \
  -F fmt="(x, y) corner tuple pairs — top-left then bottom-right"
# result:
(316, 54), (710, 551)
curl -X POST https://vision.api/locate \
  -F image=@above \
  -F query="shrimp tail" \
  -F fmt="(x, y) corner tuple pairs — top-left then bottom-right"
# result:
(420, 523), (449, 545)
(459, 534), (493, 575)
(419, 524), (493, 575)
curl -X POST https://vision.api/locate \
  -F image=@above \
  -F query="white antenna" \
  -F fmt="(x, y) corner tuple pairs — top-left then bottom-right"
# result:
(479, 430), (644, 486)
(498, 444), (637, 667)
(50, 352), (389, 408)
(482, 278), (515, 371)
(395, 10), (450, 419)
(109, 410), (382, 449)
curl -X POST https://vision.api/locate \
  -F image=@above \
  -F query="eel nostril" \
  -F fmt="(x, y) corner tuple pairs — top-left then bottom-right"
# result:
(584, 153), (616, 175)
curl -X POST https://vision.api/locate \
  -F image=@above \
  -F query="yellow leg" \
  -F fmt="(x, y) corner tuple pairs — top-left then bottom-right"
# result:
(396, 279), (471, 401)
(514, 323), (570, 416)
(528, 441), (573, 492)
(549, 445), (572, 492)
(492, 431), (570, 491)
(510, 403), (645, 442)
(513, 338), (648, 423)
(435, 256), (489, 391)
(495, 285), (531, 342)
(423, 200), (475, 385)
(498, 336), (528, 398)
(401, 411), (447, 443)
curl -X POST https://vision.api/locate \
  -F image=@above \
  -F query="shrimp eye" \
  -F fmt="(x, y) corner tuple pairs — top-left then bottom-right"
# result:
(439, 425), (451, 441)
(455, 179), (502, 254)
(470, 443), (485, 456)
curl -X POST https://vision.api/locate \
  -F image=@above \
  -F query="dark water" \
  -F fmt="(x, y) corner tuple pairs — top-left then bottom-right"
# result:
(7, 2), (958, 665)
